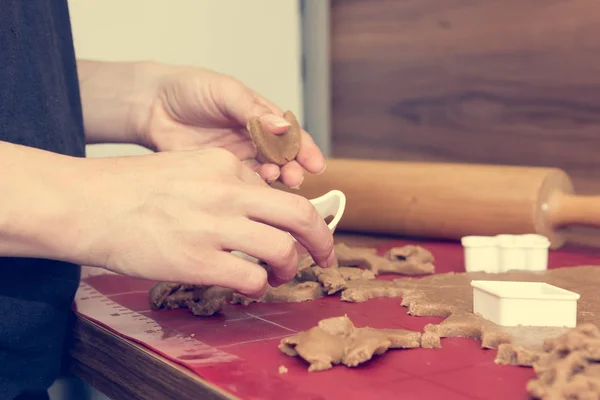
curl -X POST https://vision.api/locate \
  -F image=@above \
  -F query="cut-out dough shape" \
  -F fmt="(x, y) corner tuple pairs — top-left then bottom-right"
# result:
(246, 110), (301, 166)
(279, 315), (421, 372)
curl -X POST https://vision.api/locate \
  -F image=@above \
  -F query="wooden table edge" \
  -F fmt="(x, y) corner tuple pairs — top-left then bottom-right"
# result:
(69, 314), (239, 400)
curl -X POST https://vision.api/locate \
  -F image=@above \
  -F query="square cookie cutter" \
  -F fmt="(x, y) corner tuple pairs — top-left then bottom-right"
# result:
(471, 280), (580, 327)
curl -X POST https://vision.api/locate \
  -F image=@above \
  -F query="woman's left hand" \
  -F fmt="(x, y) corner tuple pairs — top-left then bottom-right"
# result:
(135, 65), (326, 188)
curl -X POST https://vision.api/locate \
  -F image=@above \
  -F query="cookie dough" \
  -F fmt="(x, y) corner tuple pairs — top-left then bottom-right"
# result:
(390, 266), (600, 367)
(341, 279), (404, 303)
(149, 282), (233, 316)
(339, 267), (376, 281)
(335, 243), (435, 276)
(246, 110), (301, 166)
(231, 281), (324, 305)
(527, 324), (600, 400)
(186, 286), (234, 316)
(148, 242), (435, 316)
(382, 245), (435, 275)
(279, 315), (421, 372)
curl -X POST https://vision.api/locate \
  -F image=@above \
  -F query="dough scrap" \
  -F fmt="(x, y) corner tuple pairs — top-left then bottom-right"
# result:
(186, 287), (234, 316)
(382, 245), (435, 275)
(149, 282), (233, 316)
(310, 266), (347, 295)
(335, 243), (435, 276)
(279, 315), (421, 371)
(231, 281), (325, 305)
(148, 242), (434, 315)
(526, 324), (600, 400)
(246, 110), (301, 166)
(149, 282), (184, 309)
(340, 279), (404, 303)
(339, 267), (376, 281)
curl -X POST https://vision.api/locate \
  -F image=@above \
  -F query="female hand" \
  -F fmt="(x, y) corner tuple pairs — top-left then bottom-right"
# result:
(134, 65), (326, 188)
(66, 148), (335, 296)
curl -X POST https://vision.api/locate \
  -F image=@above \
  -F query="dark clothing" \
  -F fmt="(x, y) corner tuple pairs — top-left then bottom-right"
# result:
(0, 1), (85, 399)
(13, 392), (50, 400)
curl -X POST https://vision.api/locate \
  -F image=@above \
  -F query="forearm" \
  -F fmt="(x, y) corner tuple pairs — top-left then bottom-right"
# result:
(0, 141), (82, 260)
(77, 60), (156, 146)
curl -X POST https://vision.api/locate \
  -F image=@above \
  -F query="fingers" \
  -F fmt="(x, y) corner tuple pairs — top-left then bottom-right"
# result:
(279, 161), (304, 188)
(234, 158), (271, 187)
(250, 91), (326, 177)
(222, 80), (290, 134)
(218, 217), (302, 287)
(296, 129), (326, 175)
(220, 79), (326, 181)
(242, 159), (281, 183)
(195, 251), (268, 297)
(238, 186), (336, 269)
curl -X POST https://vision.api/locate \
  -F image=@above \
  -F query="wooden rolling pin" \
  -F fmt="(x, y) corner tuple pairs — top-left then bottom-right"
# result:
(277, 158), (600, 249)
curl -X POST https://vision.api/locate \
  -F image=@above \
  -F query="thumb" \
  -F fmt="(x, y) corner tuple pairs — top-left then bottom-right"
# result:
(222, 80), (291, 134)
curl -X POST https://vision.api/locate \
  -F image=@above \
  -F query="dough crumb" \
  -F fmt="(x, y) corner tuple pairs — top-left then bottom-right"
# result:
(278, 365), (288, 374)
(279, 315), (421, 371)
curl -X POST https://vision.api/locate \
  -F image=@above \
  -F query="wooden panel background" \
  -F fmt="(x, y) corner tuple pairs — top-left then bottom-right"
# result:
(329, 0), (600, 246)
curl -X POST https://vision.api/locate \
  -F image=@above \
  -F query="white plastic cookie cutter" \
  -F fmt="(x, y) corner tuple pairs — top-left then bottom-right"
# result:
(232, 189), (347, 263)
(461, 234), (551, 273)
(470, 280), (580, 327)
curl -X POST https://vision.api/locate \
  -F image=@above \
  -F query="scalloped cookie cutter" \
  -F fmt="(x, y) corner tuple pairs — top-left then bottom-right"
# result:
(233, 189), (347, 263)
(461, 234), (551, 273)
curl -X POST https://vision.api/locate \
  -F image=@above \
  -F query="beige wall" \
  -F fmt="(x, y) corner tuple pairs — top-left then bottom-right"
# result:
(67, 0), (304, 158)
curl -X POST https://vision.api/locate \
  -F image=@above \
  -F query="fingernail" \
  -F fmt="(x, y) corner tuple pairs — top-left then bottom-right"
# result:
(262, 114), (291, 128)
(289, 175), (304, 190)
(266, 171), (281, 184)
(316, 164), (327, 175)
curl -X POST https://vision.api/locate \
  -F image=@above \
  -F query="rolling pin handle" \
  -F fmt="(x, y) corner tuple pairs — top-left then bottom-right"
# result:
(547, 192), (600, 229)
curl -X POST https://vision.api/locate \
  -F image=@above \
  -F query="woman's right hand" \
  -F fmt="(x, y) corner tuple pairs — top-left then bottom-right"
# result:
(78, 148), (336, 297)
(14, 146), (335, 298)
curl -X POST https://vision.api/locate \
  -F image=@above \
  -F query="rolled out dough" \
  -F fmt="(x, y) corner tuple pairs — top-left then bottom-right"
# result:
(340, 266), (600, 367)
(279, 315), (421, 372)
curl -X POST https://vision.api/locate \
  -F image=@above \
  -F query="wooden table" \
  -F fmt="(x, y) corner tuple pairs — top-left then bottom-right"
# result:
(67, 233), (394, 400)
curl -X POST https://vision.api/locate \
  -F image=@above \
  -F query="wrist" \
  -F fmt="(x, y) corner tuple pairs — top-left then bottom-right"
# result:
(0, 142), (85, 262)
(77, 60), (160, 148)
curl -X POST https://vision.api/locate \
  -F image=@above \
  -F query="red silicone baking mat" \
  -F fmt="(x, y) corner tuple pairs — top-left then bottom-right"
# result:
(74, 239), (600, 400)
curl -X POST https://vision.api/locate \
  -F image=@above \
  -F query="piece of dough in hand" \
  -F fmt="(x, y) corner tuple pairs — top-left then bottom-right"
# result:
(247, 110), (301, 166)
